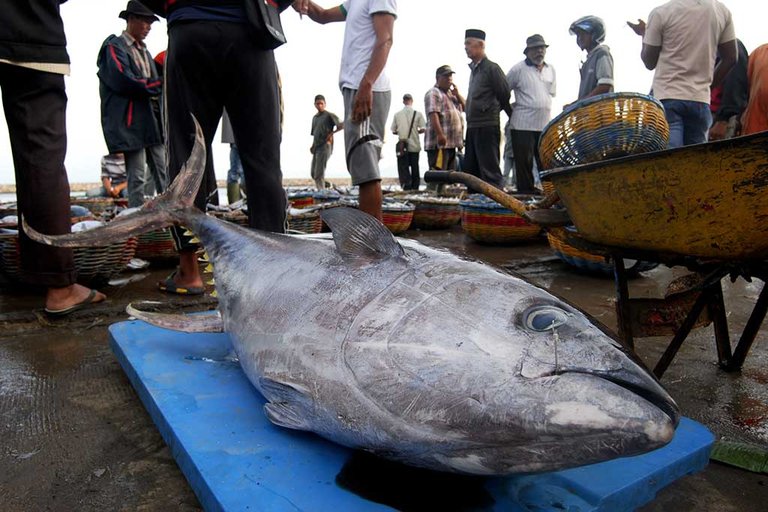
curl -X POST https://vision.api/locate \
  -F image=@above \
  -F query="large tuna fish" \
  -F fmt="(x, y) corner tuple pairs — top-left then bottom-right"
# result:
(25, 122), (679, 475)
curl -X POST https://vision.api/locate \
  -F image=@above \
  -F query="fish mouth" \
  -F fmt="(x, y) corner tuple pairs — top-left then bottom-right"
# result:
(564, 369), (680, 427)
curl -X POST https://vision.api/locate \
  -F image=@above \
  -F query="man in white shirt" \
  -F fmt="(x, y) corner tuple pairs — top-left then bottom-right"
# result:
(294, 0), (397, 220)
(505, 34), (556, 194)
(628, 0), (737, 148)
(391, 93), (426, 190)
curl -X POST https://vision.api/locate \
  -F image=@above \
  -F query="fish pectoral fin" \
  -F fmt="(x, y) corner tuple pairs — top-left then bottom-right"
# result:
(260, 378), (313, 431)
(320, 207), (405, 263)
(126, 302), (224, 333)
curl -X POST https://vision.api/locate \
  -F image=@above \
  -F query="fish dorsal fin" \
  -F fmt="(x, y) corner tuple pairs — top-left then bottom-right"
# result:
(320, 207), (405, 263)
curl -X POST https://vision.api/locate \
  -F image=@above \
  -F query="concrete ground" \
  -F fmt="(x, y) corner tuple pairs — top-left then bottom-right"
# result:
(0, 225), (766, 511)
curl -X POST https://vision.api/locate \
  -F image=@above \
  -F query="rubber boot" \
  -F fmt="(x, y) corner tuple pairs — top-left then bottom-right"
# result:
(227, 182), (241, 204)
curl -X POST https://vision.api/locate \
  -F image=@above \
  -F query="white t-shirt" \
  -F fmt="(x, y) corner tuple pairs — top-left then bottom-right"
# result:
(339, 0), (397, 92)
(644, 0), (735, 103)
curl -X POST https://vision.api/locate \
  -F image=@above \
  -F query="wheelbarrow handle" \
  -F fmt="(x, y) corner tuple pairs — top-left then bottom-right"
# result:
(424, 170), (570, 227)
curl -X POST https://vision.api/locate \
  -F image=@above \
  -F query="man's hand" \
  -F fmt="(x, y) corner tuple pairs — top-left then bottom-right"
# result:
(437, 133), (447, 148)
(627, 19), (646, 37)
(709, 120), (727, 141)
(352, 83), (373, 123)
(292, 0), (309, 16)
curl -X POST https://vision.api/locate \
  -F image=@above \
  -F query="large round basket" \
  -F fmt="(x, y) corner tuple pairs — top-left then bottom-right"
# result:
(538, 92), (669, 170)
(403, 195), (461, 230)
(134, 228), (177, 261)
(0, 232), (137, 285)
(459, 195), (540, 244)
(382, 202), (415, 235)
(287, 209), (323, 234)
(547, 226), (659, 276)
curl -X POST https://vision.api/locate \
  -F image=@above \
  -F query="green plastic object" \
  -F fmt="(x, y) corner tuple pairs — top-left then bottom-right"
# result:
(710, 440), (768, 474)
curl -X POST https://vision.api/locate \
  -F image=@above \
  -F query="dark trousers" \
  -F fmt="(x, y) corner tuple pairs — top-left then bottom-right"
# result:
(1, 64), (76, 287)
(396, 151), (420, 190)
(166, 21), (286, 251)
(464, 125), (503, 189)
(511, 129), (541, 194)
(426, 148), (457, 170)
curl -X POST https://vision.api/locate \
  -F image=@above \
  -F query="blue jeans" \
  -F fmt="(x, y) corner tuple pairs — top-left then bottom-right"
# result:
(227, 143), (244, 186)
(661, 99), (712, 149)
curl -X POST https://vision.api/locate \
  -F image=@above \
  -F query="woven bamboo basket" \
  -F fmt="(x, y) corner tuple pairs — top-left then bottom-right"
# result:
(459, 195), (540, 244)
(382, 202), (415, 234)
(208, 209), (249, 227)
(287, 209), (323, 234)
(0, 232), (137, 284)
(547, 227), (613, 274)
(134, 228), (177, 261)
(538, 92), (669, 171)
(403, 195), (461, 230)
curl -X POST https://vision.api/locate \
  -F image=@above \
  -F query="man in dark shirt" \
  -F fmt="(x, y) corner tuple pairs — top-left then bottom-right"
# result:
(310, 94), (343, 190)
(141, 0), (290, 295)
(97, 1), (168, 208)
(0, 0), (107, 314)
(463, 29), (511, 189)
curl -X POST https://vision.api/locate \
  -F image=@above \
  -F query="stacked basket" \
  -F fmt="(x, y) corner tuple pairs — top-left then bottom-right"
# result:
(0, 230), (136, 285)
(538, 92), (669, 273)
(287, 189), (314, 209)
(403, 195), (461, 230)
(459, 195), (540, 244)
(134, 228), (177, 261)
(538, 92), (669, 170)
(287, 208), (323, 234)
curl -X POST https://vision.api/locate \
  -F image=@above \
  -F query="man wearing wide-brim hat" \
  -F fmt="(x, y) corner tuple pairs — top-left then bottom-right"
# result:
(97, 0), (168, 209)
(463, 28), (512, 190)
(505, 33), (556, 194)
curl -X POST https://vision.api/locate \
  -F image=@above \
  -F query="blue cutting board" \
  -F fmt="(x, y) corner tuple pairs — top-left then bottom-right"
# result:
(110, 320), (714, 512)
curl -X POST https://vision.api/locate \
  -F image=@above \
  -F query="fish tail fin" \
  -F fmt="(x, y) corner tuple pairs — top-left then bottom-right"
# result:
(22, 116), (207, 248)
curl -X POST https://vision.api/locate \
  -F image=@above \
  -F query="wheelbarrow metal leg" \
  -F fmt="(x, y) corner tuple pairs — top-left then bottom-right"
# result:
(708, 279), (732, 367)
(653, 287), (712, 378)
(613, 257), (634, 350)
(725, 281), (768, 372)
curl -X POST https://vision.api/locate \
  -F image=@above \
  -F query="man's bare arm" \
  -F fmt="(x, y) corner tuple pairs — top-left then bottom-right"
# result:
(352, 12), (394, 122)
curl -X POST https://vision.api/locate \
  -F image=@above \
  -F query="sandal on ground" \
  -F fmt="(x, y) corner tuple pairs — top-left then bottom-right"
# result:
(158, 270), (205, 296)
(44, 289), (101, 317)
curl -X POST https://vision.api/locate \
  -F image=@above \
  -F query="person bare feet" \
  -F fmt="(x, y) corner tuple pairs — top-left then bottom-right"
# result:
(45, 283), (106, 316)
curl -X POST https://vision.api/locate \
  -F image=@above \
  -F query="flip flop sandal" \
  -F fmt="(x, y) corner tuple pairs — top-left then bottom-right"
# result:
(44, 289), (100, 317)
(158, 269), (205, 295)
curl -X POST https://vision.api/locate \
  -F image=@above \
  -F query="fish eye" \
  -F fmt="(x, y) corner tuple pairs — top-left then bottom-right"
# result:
(524, 306), (570, 332)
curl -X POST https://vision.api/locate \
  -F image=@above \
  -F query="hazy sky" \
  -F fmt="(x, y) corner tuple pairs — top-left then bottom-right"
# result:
(0, 0), (764, 185)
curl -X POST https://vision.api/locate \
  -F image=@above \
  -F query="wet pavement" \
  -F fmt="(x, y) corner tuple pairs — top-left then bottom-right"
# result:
(1, 225), (766, 511)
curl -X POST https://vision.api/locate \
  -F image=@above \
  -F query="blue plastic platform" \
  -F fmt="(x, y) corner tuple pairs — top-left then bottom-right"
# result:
(110, 320), (715, 512)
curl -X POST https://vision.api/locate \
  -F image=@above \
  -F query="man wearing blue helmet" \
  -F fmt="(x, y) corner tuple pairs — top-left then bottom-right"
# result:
(569, 15), (613, 101)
